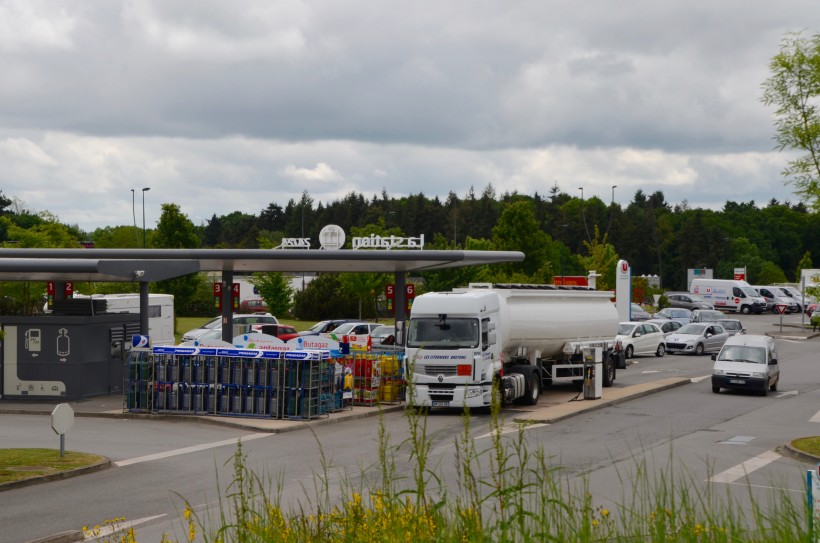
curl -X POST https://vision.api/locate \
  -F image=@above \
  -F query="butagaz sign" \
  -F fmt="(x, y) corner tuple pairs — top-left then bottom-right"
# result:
(352, 234), (425, 250)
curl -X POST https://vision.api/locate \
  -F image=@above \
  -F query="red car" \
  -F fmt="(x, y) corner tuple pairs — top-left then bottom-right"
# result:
(254, 323), (299, 341)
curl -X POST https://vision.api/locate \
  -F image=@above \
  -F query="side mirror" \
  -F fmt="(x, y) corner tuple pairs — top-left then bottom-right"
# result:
(769, 358), (777, 365)
(487, 331), (497, 346)
(711, 354), (717, 361)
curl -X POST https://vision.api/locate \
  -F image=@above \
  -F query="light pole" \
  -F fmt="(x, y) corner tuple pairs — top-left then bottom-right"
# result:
(578, 186), (591, 244)
(607, 185), (617, 235)
(131, 189), (139, 248)
(141, 187), (150, 248)
(611, 185), (617, 204)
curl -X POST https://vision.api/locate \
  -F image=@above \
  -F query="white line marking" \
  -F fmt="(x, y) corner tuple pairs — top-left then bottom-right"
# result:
(709, 450), (782, 484)
(691, 375), (711, 383)
(83, 514), (166, 541)
(476, 423), (547, 440)
(115, 433), (271, 467)
(810, 410), (820, 423)
(776, 390), (798, 397)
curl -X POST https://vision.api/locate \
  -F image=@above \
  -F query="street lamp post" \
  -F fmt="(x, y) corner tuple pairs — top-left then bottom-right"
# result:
(611, 185), (617, 204)
(578, 187), (591, 244)
(131, 189), (139, 248)
(141, 187), (150, 248)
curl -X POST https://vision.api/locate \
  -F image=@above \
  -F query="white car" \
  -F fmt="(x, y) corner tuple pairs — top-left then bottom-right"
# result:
(665, 323), (731, 356)
(616, 321), (666, 358)
(181, 313), (278, 342)
(711, 334), (779, 395)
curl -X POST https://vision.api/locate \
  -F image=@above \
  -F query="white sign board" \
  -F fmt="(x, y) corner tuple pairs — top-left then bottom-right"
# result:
(615, 260), (631, 322)
(51, 403), (74, 435)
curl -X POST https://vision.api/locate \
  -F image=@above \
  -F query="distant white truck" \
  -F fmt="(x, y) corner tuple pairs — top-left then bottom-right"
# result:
(60, 293), (176, 346)
(404, 283), (624, 409)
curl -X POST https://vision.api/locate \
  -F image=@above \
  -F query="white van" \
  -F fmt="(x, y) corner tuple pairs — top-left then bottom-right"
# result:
(690, 279), (766, 314)
(751, 285), (799, 314)
(711, 334), (779, 395)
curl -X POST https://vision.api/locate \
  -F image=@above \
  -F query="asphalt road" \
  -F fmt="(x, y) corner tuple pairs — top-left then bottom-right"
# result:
(2, 311), (817, 543)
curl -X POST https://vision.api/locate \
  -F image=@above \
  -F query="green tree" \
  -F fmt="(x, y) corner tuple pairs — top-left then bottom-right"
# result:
(251, 272), (294, 318)
(152, 204), (203, 315)
(762, 31), (820, 210)
(491, 200), (549, 278)
(579, 225), (619, 290)
(291, 273), (360, 321)
(797, 251), (814, 282)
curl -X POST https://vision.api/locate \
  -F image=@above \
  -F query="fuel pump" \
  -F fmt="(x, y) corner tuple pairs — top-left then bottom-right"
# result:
(582, 346), (603, 400)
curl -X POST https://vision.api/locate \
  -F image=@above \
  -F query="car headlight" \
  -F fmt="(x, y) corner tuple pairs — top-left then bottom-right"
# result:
(752, 372), (765, 378)
(713, 369), (725, 376)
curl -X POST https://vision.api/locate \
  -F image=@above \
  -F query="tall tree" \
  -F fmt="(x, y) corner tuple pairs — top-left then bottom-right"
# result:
(762, 31), (820, 210)
(152, 203), (202, 315)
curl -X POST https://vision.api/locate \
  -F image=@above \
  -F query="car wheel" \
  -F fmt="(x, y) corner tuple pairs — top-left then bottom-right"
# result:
(761, 382), (769, 396)
(695, 343), (705, 356)
(655, 343), (665, 357)
(625, 345), (634, 359)
(770, 376), (778, 392)
(712, 385), (720, 393)
(741, 305), (751, 315)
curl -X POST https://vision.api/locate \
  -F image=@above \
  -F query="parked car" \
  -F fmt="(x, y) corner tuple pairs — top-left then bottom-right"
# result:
(181, 313), (278, 342)
(299, 319), (358, 336)
(663, 291), (714, 310)
(239, 297), (270, 314)
(370, 324), (397, 345)
(256, 323), (300, 341)
(690, 309), (725, 323)
(716, 318), (744, 336)
(616, 321), (666, 358)
(711, 334), (779, 395)
(652, 307), (693, 325)
(645, 318), (683, 336)
(179, 328), (230, 347)
(630, 304), (652, 321)
(329, 322), (383, 337)
(752, 285), (799, 314)
(665, 323), (731, 356)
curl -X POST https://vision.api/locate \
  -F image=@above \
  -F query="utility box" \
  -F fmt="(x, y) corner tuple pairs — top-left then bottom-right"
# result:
(582, 347), (602, 400)
(1, 314), (140, 400)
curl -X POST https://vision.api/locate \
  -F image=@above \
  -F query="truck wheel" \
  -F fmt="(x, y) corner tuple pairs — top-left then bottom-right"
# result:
(771, 376), (778, 391)
(602, 357), (616, 387)
(523, 369), (540, 405)
(741, 305), (751, 314)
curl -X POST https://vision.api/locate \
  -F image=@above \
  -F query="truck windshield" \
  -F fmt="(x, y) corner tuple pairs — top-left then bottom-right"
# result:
(407, 318), (479, 348)
(718, 346), (765, 364)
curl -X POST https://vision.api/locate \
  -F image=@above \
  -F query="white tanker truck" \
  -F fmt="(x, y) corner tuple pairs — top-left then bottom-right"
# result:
(404, 283), (624, 408)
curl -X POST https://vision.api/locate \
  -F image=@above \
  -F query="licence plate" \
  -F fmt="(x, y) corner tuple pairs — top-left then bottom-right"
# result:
(729, 379), (746, 385)
(432, 401), (450, 407)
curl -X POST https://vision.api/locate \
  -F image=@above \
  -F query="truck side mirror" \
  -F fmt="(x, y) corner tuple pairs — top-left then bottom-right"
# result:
(487, 331), (497, 347)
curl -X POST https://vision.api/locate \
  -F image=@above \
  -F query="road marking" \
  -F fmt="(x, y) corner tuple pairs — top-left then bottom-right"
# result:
(719, 435), (755, 445)
(709, 450), (782, 484)
(691, 374), (711, 383)
(476, 423), (547, 440)
(810, 410), (820, 423)
(776, 390), (798, 398)
(115, 433), (271, 467)
(83, 514), (166, 540)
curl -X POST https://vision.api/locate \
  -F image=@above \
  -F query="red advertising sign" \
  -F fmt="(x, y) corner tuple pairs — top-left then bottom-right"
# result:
(553, 275), (589, 286)
(232, 282), (240, 311)
(385, 284), (395, 315)
(213, 282), (222, 311)
(64, 281), (73, 299)
(406, 283), (415, 313)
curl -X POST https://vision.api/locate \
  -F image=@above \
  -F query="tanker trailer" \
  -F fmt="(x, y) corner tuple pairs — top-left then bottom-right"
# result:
(404, 283), (623, 409)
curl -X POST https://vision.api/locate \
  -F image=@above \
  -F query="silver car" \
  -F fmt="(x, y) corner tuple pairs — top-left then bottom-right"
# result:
(665, 323), (731, 356)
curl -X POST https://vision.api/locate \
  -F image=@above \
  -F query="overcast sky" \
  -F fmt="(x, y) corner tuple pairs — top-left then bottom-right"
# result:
(0, 1), (816, 233)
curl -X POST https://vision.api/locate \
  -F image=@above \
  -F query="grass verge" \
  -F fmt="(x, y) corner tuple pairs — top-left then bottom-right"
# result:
(0, 448), (106, 485)
(792, 436), (820, 457)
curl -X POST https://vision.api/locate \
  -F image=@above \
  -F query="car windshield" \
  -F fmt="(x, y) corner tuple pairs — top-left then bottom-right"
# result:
(372, 326), (393, 337)
(617, 324), (636, 335)
(306, 320), (332, 333)
(720, 321), (741, 330)
(407, 317), (479, 348)
(677, 324), (706, 335)
(741, 287), (759, 298)
(202, 317), (221, 330)
(718, 345), (766, 364)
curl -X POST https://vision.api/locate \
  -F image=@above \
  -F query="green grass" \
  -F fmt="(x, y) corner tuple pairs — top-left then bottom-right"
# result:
(0, 448), (106, 485)
(792, 436), (820, 456)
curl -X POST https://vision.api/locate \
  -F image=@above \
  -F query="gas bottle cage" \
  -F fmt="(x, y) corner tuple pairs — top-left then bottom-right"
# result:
(125, 347), (405, 420)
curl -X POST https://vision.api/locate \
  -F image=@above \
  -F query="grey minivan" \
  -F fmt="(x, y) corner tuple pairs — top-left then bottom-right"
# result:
(711, 334), (779, 395)
(664, 292), (714, 310)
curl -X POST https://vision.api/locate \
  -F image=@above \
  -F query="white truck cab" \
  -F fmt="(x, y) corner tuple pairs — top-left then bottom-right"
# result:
(711, 334), (779, 396)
